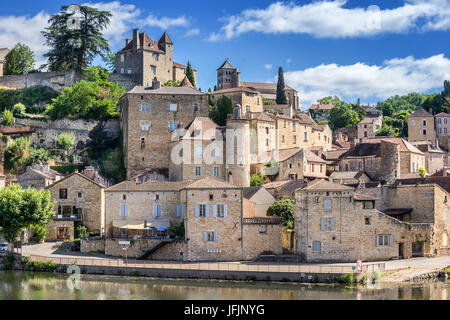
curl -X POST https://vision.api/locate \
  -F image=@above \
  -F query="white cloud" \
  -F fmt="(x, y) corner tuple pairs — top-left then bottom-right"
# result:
(143, 14), (190, 30)
(208, 0), (450, 41)
(282, 54), (450, 108)
(265, 64), (272, 70)
(185, 28), (200, 37)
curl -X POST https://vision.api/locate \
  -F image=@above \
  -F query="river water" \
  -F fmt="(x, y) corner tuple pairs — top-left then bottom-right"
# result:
(0, 271), (449, 300)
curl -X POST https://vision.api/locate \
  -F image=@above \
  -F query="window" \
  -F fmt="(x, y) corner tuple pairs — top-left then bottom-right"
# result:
(265, 127), (269, 134)
(282, 135), (285, 143)
(121, 204), (128, 217)
(209, 194), (214, 201)
(324, 198), (332, 211)
(423, 120), (427, 126)
(214, 166), (220, 177)
(216, 204), (226, 218)
(320, 217), (335, 231)
(257, 98), (260, 105)
(127, 69), (132, 74)
(140, 120), (150, 131)
(59, 189), (68, 199)
(304, 132), (308, 141)
(193, 104), (199, 112)
(170, 104), (178, 112)
(195, 166), (201, 177)
(365, 217), (371, 225)
(445, 128), (448, 134)
(120, 68), (124, 74)
(141, 104), (149, 112)
(438, 118), (442, 124)
(77, 192), (82, 198)
(312, 241), (321, 252)
(423, 129), (427, 135)
(289, 163), (293, 169)
(153, 53), (158, 61)
(377, 235), (392, 247)
(151, 66), (156, 75)
(445, 118), (448, 125)
(266, 139), (269, 147)
(293, 135), (297, 144)
(155, 194), (160, 200)
(204, 231), (217, 242)
(177, 204), (186, 217)
(153, 204), (162, 217)
(363, 201), (374, 209)
(169, 122), (177, 131)
(284, 121), (287, 128)
(198, 204), (208, 218)
(246, 105), (251, 113)
(411, 120), (415, 127)
(140, 138), (145, 149)
(120, 54), (124, 63)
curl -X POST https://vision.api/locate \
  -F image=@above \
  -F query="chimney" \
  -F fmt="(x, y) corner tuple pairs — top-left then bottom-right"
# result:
(152, 78), (160, 89)
(133, 29), (139, 50)
(125, 39), (132, 46)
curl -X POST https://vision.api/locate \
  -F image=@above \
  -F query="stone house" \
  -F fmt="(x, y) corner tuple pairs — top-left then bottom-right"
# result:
(309, 104), (334, 122)
(104, 177), (282, 261)
(263, 104), (293, 117)
(243, 186), (276, 218)
(356, 116), (383, 141)
(408, 107), (436, 143)
(45, 172), (106, 240)
(248, 112), (277, 160)
(295, 179), (411, 262)
(0, 48), (9, 76)
(216, 59), (299, 111)
(411, 141), (446, 175)
(210, 87), (264, 118)
(120, 80), (209, 178)
(436, 112), (450, 136)
(338, 138), (425, 183)
(17, 163), (64, 190)
(114, 29), (197, 87)
(329, 171), (371, 185)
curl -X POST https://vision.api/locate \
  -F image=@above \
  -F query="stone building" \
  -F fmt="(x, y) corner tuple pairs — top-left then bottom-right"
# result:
(210, 87), (264, 117)
(356, 116), (383, 141)
(114, 29), (197, 88)
(411, 141), (446, 175)
(120, 79), (209, 178)
(243, 186), (276, 218)
(17, 163), (63, 190)
(329, 171), (371, 185)
(104, 177), (282, 261)
(295, 179), (411, 262)
(308, 104), (334, 122)
(338, 138), (425, 183)
(216, 59), (299, 111)
(408, 107), (436, 143)
(0, 48), (9, 76)
(46, 172), (106, 240)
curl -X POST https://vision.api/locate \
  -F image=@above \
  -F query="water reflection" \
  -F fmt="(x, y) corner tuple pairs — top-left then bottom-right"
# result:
(0, 271), (449, 300)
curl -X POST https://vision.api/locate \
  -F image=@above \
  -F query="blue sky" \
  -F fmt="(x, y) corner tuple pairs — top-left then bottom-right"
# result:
(1, 0), (450, 109)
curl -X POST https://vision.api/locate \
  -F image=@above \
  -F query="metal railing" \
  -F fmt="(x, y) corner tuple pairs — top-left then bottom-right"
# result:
(54, 213), (83, 222)
(25, 254), (385, 274)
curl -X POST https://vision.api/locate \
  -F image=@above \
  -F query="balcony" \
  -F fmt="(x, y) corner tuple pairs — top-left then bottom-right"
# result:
(243, 217), (283, 225)
(54, 213), (83, 222)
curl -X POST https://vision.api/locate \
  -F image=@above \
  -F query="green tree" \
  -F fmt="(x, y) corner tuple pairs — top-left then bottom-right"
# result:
(26, 148), (50, 166)
(422, 93), (444, 114)
(76, 225), (89, 238)
(210, 96), (233, 126)
(328, 103), (360, 130)
(276, 67), (288, 105)
(42, 5), (112, 72)
(186, 62), (196, 87)
(267, 199), (295, 229)
(162, 80), (181, 87)
(377, 101), (395, 117)
(12, 103), (26, 118)
(45, 66), (125, 120)
(0, 184), (55, 246)
(1, 109), (14, 126)
(250, 174), (265, 187)
(86, 121), (116, 158)
(375, 125), (397, 137)
(57, 133), (76, 150)
(3, 137), (32, 173)
(442, 80), (450, 110)
(103, 51), (116, 73)
(4, 43), (36, 75)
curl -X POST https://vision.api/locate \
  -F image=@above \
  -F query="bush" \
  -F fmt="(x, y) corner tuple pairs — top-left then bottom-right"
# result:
(24, 258), (57, 272)
(76, 225), (89, 239)
(250, 174), (266, 187)
(3, 137), (32, 173)
(267, 199), (295, 229)
(33, 225), (47, 242)
(56, 133), (76, 150)
(12, 103), (26, 118)
(1, 109), (14, 126)
(3, 253), (15, 270)
(50, 164), (82, 175)
(342, 273), (354, 284)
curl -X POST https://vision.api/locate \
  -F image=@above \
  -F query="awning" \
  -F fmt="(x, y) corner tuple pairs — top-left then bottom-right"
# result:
(146, 219), (171, 228)
(113, 220), (146, 230)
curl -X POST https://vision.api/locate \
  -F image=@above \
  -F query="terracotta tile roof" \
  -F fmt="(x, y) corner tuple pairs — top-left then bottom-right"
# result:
(277, 180), (309, 195)
(106, 179), (194, 192)
(353, 193), (378, 201)
(334, 140), (351, 149)
(212, 87), (260, 95)
(411, 141), (446, 154)
(435, 112), (450, 117)
(119, 32), (163, 53)
(249, 112), (276, 122)
(326, 149), (349, 160)
(128, 86), (203, 95)
(394, 177), (450, 194)
(340, 143), (380, 158)
(179, 76), (194, 88)
(0, 126), (36, 135)
(159, 32), (173, 45)
(362, 137), (424, 154)
(309, 104), (334, 111)
(330, 171), (367, 180)
(303, 179), (355, 191)
(264, 148), (326, 164)
(173, 62), (197, 71)
(296, 112), (317, 126)
(184, 177), (241, 189)
(240, 81), (295, 92)
(304, 148), (327, 163)
(263, 180), (291, 190)
(409, 107), (433, 118)
(46, 172), (106, 190)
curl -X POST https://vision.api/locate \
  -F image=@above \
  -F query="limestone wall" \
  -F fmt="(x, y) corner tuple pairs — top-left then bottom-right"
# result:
(81, 239), (105, 253)
(0, 71), (84, 93)
(46, 220), (75, 242)
(242, 223), (283, 260)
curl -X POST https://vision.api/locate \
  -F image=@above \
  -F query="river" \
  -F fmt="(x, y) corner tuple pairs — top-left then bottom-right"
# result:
(0, 271), (449, 300)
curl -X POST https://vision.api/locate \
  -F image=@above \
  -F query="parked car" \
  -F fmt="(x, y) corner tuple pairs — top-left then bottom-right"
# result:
(0, 243), (8, 253)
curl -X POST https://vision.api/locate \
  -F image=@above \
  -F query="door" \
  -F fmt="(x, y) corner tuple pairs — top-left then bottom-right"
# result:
(399, 243), (404, 259)
(57, 227), (69, 240)
(412, 242), (424, 257)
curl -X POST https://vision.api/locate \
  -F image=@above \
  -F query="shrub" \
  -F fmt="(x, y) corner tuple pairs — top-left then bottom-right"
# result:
(1, 109), (14, 126)
(50, 164), (82, 175)
(342, 273), (354, 284)
(76, 225), (89, 239)
(25, 259), (57, 272)
(267, 199), (295, 229)
(3, 253), (15, 270)
(56, 133), (75, 150)
(12, 103), (26, 118)
(250, 174), (265, 187)
(33, 225), (47, 242)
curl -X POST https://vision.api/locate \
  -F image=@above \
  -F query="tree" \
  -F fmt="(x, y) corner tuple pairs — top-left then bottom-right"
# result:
(276, 67), (288, 105)
(162, 80), (181, 87)
(3, 137), (32, 173)
(250, 174), (265, 187)
(42, 5), (112, 72)
(86, 121), (116, 158)
(1, 109), (14, 126)
(186, 62), (196, 87)
(267, 199), (295, 229)
(442, 80), (450, 109)
(4, 43), (36, 75)
(103, 51), (116, 73)
(375, 125), (396, 137)
(0, 184), (55, 247)
(378, 101), (395, 117)
(421, 93), (444, 114)
(210, 96), (233, 126)
(57, 133), (76, 150)
(328, 103), (360, 130)
(12, 103), (26, 118)
(45, 66), (125, 120)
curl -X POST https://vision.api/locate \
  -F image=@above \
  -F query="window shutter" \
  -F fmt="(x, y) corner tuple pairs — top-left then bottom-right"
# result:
(158, 205), (162, 217)
(224, 205), (228, 218)
(124, 205), (128, 217)
(213, 205), (217, 217)
(320, 217), (325, 231)
(214, 232), (218, 242)
(153, 204), (158, 217)
(177, 205), (180, 217)
(203, 232), (207, 242)
(331, 217), (335, 231)
(390, 235), (394, 246)
(376, 235), (379, 247)
(195, 204), (199, 217)
(206, 205), (210, 217)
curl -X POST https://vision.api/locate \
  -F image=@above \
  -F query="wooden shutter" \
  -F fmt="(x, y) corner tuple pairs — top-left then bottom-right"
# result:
(213, 205), (217, 217)
(203, 232), (207, 242)
(206, 204), (210, 217)
(195, 204), (199, 217)
(390, 235), (394, 246)
(157, 205), (161, 217)
(320, 217), (325, 231)
(331, 217), (335, 231)
(153, 204), (158, 217)
(214, 232), (218, 242)
(177, 205), (180, 217)
(224, 205), (228, 218)
(376, 235), (379, 247)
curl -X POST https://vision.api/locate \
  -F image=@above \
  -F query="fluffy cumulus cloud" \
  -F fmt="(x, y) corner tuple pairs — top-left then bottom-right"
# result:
(143, 14), (190, 30)
(283, 54), (450, 108)
(207, 0), (450, 41)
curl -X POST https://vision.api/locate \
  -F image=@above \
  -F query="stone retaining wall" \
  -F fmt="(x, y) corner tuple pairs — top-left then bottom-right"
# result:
(0, 71), (84, 93)
(81, 239), (105, 253)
